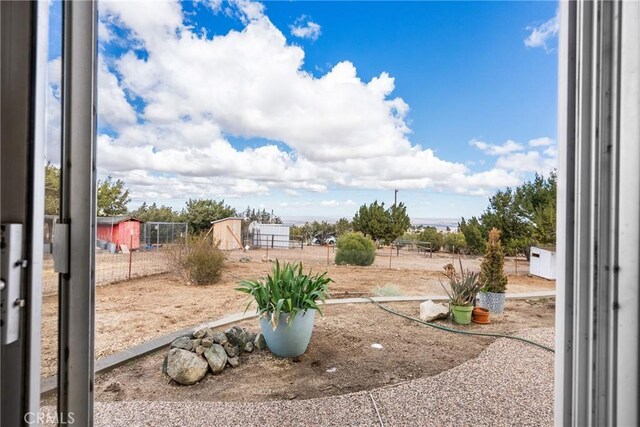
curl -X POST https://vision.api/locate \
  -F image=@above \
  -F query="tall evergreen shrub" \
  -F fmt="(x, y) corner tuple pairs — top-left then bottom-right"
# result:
(479, 228), (508, 293)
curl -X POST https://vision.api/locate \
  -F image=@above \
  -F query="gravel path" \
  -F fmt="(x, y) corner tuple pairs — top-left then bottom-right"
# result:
(41, 328), (554, 426)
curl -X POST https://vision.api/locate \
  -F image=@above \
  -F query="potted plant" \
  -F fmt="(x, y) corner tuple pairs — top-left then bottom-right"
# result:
(439, 260), (482, 325)
(478, 228), (508, 314)
(236, 261), (331, 358)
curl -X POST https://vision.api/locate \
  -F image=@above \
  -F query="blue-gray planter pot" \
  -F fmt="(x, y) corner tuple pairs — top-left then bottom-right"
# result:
(478, 292), (505, 314)
(259, 309), (316, 358)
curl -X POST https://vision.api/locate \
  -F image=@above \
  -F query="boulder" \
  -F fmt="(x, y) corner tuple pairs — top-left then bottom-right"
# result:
(227, 356), (239, 368)
(201, 337), (213, 348)
(193, 327), (213, 339)
(195, 345), (205, 356)
(224, 326), (250, 348)
(223, 343), (239, 358)
(165, 348), (208, 385)
(239, 256), (252, 263)
(244, 341), (254, 353)
(419, 300), (450, 322)
(170, 336), (194, 352)
(211, 332), (228, 346)
(254, 333), (267, 351)
(204, 344), (227, 374)
(191, 339), (202, 348)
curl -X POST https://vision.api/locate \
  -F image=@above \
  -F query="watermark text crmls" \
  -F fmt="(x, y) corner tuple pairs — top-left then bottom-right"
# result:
(25, 411), (75, 425)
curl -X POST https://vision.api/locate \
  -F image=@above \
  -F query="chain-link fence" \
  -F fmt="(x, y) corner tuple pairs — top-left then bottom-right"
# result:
(140, 222), (188, 249)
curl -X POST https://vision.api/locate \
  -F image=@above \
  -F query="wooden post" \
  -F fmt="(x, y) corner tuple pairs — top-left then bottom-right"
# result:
(389, 245), (393, 269)
(515, 256), (518, 275)
(128, 231), (133, 279)
(327, 244), (330, 266)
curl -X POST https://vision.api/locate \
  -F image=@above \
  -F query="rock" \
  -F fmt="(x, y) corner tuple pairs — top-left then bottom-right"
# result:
(227, 356), (239, 368)
(211, 332), (228, 346)
(170, 336), (194, 352)
(201, 337), (213, 348)
(193, 327), (213, 339)
(224, 326), (250, 348)
(247, 332), (257, 344)
(419, 300), (450, 322)
(195, 346), (205, 356)
(204, 344), (227, 374)
(223, 343), (239, 358)
(162, 354), (169, 375)
(243, 341), (254, 353)
(239, 256), (252, 263)
(191, 339), (202, 349)
(254, 333), (267, 351)
(165, 348), (208, 385)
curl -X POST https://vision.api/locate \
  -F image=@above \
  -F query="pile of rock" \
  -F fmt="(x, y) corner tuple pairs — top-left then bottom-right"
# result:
(163, 325), (267, 385)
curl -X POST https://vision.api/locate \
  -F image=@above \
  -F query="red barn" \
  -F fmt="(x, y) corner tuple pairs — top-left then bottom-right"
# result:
(96, 216), (143, 251)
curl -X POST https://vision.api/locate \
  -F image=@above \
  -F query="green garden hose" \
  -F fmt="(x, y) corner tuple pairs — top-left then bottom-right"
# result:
(366, 297), (555, 353)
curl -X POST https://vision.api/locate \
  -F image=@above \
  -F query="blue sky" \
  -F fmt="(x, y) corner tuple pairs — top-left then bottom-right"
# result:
(46, 0), (559, 222)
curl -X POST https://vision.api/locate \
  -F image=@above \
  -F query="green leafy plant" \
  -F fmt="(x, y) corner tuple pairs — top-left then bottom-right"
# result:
(479, 228), (508, 293)
(439, 259), (482, 307)
(335, 232), (376, 266)
(163, 235), (226, 285)
(236, 261), (332, 328)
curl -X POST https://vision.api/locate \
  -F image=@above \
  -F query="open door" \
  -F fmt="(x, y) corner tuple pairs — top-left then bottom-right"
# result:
(1, 1), (97, 425)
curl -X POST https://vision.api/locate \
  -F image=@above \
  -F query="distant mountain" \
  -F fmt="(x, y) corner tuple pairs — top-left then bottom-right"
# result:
(281, 215), (459, 230)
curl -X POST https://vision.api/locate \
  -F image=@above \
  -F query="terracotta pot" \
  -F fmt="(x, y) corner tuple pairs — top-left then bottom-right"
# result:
(472, 306), (490, 324)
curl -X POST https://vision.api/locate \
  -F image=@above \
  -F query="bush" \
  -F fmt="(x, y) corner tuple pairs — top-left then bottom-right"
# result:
(444, 232), (466, 253)
(335, 232), (376, 266)
(163, 236), (226, 285)
(417, 227), (444, 252)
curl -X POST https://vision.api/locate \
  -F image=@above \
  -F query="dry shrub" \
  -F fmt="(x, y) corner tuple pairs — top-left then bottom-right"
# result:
(163, 236), (226, 285)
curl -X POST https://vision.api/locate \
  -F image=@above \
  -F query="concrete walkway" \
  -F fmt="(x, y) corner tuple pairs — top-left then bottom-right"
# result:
(42, 328), (554, 426)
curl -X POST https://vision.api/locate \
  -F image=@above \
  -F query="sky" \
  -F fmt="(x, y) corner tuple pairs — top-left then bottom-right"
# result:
(45, 0), (559, 222)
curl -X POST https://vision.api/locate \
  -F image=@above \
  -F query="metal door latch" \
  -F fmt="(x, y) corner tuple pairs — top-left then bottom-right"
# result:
(1, 223), (24, 344)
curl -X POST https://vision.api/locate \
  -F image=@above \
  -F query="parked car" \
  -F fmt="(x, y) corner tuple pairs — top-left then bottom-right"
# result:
(324, 236), (336, 245)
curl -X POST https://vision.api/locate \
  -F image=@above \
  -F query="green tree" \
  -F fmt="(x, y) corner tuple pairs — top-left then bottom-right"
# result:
(131, 202), (182, 223)
(388, 203), (411, 244)
(458, 217), (486, 255)
(45, 163), (60, 215)
(417, 226), (444, 252)
(334, 217), (353, 236)
(352, 201), (410, 245)
(97, 176), (130, 216)
(242, 206), (282, 224)
(183, 198), (237, 234)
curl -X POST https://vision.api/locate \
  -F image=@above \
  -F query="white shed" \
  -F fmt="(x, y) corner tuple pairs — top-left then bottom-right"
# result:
(248, 222), (290, 249)
(529, 246), (556, 280)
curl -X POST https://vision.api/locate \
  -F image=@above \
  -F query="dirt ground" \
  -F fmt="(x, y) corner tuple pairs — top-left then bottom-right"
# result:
(84, 299), (555, 403)
(40, 248), (555, 379)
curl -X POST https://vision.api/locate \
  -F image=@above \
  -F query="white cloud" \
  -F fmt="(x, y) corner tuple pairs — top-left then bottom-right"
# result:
(528, 136), (555, 147)
(290, 16), (321, 41)
(495, 150), (556, 175)
(320, 200), (339, 207)
(524, 11), (559, 52)
(84, 0), (554, 204)
(469, 139), (524, 156)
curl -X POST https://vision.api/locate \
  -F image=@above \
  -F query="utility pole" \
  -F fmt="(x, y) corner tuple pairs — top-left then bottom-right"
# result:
(394, 189), (399, 207)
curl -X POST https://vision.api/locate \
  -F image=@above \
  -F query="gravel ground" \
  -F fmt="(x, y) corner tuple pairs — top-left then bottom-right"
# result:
(40, 327), (554, 426)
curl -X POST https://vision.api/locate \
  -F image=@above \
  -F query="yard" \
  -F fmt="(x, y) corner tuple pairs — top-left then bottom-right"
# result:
(40, 246), (555, 380)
